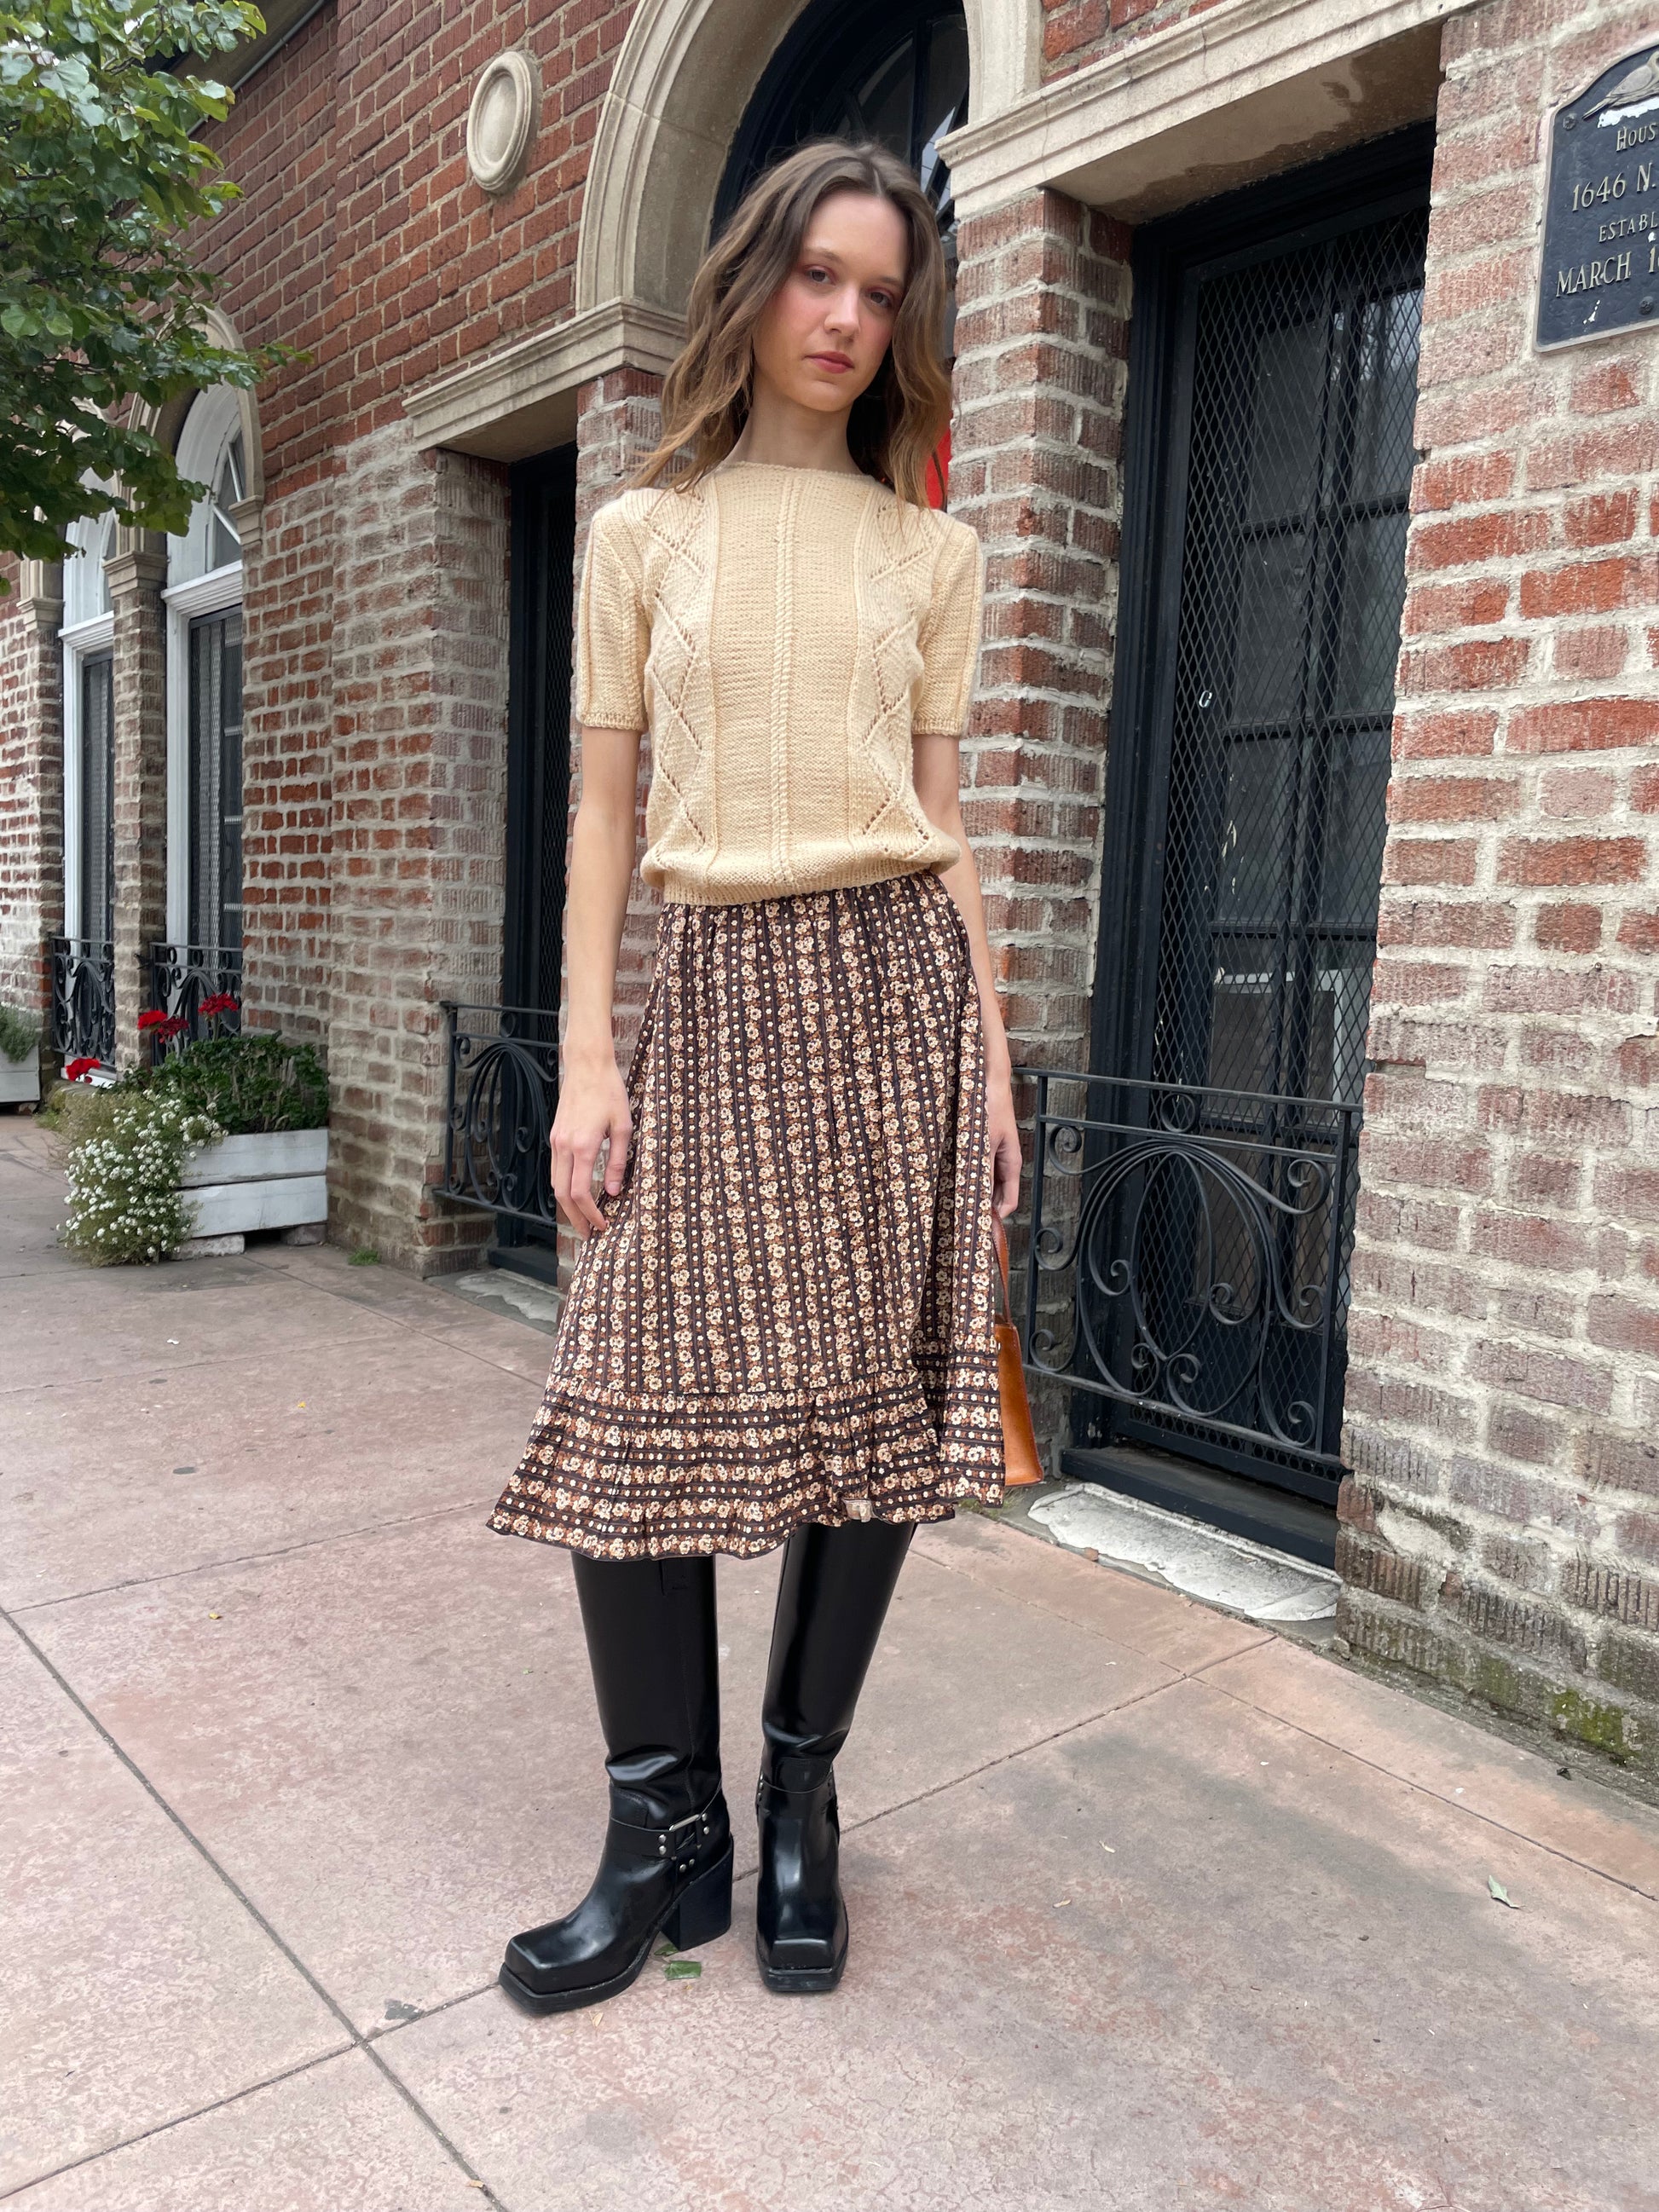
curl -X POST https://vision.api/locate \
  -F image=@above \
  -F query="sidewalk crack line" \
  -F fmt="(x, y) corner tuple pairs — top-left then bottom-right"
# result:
(0, 2046), (356, 2203)
(1, 1608), (517, 2212)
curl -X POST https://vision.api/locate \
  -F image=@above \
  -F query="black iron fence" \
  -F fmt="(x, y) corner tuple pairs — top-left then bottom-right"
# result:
(48, 938), (115, 1066)
(437, 1001), (560, 1230)
(147, 943), (243, 1060)
(1014, 1065), (1361, 1493)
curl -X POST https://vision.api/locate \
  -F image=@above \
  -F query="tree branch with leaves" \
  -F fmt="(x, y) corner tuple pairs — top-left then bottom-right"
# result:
(0, 0), (290, 589)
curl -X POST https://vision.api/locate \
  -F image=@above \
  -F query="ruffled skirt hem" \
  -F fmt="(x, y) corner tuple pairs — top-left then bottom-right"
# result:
(488, 1352), (1005, 1561)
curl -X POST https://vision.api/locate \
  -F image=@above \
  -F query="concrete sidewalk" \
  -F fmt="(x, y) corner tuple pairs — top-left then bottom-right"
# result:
(3, 1116), (1656, 2212)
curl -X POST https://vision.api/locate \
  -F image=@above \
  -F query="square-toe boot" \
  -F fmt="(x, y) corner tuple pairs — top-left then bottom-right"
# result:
(754, 1516), (916, 1995)
(500, 1552), (732, 2014)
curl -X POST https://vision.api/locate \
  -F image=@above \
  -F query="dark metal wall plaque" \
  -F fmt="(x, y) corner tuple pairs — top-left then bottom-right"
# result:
(1538, 42), (1659, 350)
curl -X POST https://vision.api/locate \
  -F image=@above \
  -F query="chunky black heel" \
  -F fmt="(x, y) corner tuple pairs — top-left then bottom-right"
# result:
(500, 1554), (729, 2016)
(754, 1518), (915, 1995)
(755, 1775), (847, 1991)
(662, 1836), (735, 1951)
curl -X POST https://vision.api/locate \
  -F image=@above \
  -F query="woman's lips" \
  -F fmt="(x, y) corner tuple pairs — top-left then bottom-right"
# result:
(807, 353), (853, 373)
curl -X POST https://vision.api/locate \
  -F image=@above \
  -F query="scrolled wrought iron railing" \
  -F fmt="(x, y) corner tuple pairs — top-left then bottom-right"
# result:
(147, 943), (243, 1060)
(1013, 1065), (1361, 1484)
(49, 937), (115, 1066)
(437, 1001), (560, 1229)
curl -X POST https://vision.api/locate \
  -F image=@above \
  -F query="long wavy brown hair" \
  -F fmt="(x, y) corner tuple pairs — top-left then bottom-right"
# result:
(627, 138), (954, 509)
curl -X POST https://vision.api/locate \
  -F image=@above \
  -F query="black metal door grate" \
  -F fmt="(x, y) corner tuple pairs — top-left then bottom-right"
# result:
(1050, 156), (1430, 1505)
(1154, 211), (1425, 1117)
(440, 448), (576, 1250)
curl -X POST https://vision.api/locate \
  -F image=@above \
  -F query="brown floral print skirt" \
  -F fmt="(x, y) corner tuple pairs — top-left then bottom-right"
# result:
(487, 867), (1006, 1560)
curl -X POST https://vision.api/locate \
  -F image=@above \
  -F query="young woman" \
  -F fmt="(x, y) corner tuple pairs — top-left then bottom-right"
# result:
(488, 136), (1020, 2012)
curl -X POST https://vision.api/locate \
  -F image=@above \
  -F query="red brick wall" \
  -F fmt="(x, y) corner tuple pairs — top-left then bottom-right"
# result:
(946, 188), (1132, 1440)
(950, 190), (1130, 1077)
(319, 0), (636, 442)
(194, 9), (340, 1060)
(107, 549), (168, 1071)
(241, 477), (336, 1048)
(1341, 0), (1659, 1776)
(199, 3), (340, 494)
(325, 426), (510, 1268)
(0, 578), (64, 1031)
(1041, 0), (1216, 79)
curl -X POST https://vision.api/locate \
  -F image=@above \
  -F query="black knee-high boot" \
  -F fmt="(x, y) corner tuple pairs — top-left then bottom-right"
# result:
(754, 1516), (916, 1994)
(500, 1552), (732, 2014)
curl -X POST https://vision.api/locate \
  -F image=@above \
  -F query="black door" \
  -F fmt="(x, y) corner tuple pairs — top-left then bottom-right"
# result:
(504, 448), (575, 1042)
(714, 0), (968, 354)
(1078, 130), (1432, 1516)
(489, 446), (577, 1276)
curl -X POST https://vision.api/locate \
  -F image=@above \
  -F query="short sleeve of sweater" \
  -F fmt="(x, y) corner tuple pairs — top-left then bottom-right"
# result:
(912, 517), (985, 736)
(575, 499), (650, 731)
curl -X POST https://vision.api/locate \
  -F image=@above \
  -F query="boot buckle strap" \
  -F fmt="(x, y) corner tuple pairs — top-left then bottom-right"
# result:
(612, 1804), (714, 1870)
(658, 1809), (709, 1866)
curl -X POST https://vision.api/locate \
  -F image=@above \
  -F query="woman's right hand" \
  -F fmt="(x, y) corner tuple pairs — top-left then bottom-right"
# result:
(550, 1052), (633, 1239)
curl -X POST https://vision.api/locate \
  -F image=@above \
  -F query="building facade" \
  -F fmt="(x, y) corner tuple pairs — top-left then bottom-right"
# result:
(3, 0), (1657, 1780)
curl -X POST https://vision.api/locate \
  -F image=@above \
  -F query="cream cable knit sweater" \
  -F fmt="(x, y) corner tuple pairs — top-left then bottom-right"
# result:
(575, 458), (986, 905)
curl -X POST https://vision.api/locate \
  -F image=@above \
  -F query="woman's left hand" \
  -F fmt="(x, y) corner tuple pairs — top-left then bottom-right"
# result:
(986, 1067), (1022, 1220)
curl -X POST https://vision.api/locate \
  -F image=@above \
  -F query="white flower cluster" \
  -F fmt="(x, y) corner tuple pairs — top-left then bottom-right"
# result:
(61, 1092), (225, 1267)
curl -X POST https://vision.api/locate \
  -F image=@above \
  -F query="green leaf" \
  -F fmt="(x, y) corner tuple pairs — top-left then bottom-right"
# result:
(0, 0), (292, 558)
(662, 1958), (702, 1980)
(1487, 1875), (1519, 1909)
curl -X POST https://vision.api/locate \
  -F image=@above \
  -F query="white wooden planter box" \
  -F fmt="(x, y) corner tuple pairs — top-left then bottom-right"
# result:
(0, 1046), (41, 1105)
(180, 1127), (328, 1239)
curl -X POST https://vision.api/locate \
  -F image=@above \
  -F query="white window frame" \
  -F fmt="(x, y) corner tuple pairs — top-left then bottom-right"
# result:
(165, 385), (247, 948)
(165, 561), (244, 946)
(61, 609), (115, 942)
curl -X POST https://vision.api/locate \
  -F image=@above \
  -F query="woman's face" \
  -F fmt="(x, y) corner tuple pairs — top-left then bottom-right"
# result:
(749, 188), (910, 416)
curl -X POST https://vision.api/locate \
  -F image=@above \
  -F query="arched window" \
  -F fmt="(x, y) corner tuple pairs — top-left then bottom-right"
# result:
(714, 0), (969, 500)
(164, 388), (246, 971)
(60, 509), (116, 950)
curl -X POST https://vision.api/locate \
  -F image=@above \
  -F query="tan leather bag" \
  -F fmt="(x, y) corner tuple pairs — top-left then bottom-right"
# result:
(989, 1210), (1044, 1487)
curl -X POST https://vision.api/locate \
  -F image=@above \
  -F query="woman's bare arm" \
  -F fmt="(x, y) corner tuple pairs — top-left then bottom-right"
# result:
(910, 732), (1022, 1221)
(551, 725), (643, 1239)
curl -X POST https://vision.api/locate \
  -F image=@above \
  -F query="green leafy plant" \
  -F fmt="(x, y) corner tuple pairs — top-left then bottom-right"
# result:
(0, 1002), (41, 1063)
(58, 1085), (223, 1263)
(0, 0), (292, 586)
(134, 1031), (329, 1134)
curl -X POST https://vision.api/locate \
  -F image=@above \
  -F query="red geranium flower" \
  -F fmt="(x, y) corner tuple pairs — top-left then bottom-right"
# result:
(156, 1014), (188, 1043)
(64, 1057), (101, 1080)
(136, 1008), (166, 1032)
(199, 991), (240, 1019)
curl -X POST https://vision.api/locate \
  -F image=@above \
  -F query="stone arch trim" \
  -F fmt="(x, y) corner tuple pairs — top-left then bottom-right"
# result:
(575, 0), (1042, 316)
(116, 306), (267, 558)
